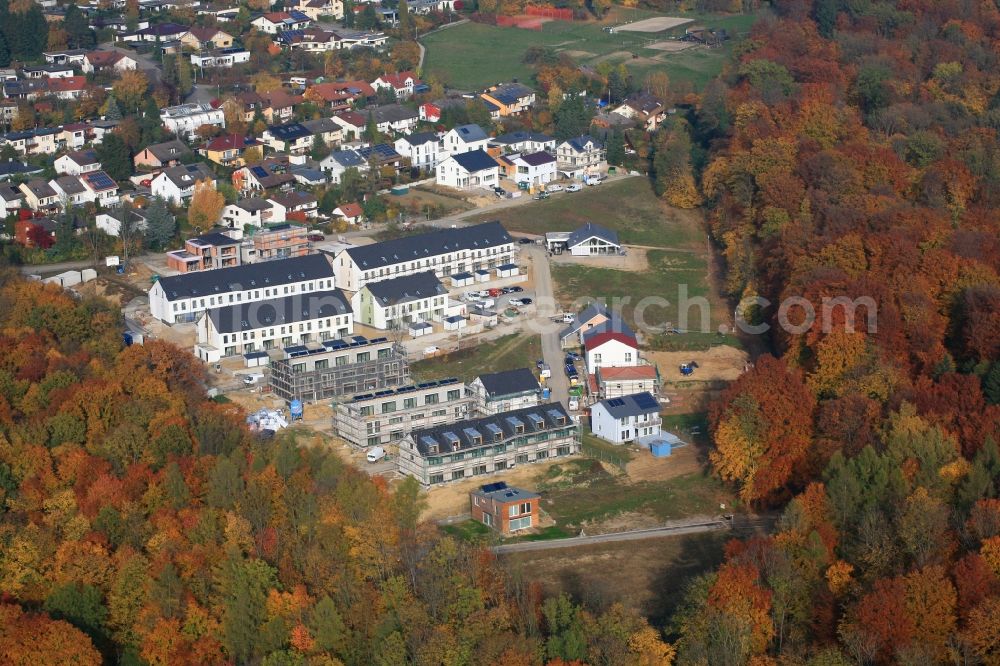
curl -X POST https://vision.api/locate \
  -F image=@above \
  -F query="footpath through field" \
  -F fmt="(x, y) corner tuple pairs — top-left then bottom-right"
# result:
(492, 516), (730, 553)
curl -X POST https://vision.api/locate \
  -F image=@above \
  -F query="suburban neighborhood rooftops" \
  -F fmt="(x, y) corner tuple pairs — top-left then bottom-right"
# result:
(474, 367), (539, 397)
(0, 161), (44, 179)
(141, 139), (191, 161)
(371, 104), (418, 124)
(364, 270), (446, 306)
(452, 123), (488, 142)
(234, 198), (274, 212)
(559, 303), (610, 340)
(484, 82), (534, 105)
(188, 232), (238, 247)
(345, 221), (512, 270)
(399, 131), (438, 146)
(157, 163), (215, 187)
(155, 254), (334, 301)
(584, 330), (638, 351)
(597, 392), (660, 419)
(582, 314), (635, 342)
(267, 122), (311, 141)
(61, 149), (100, 166)
(207, 288), (350, 333)
(326, 149), (366, 168)
(518, 151), (556, 166)
(451, 149), (498, 173)
(411, 402), (571, 456)
(564, 134), (603, 152)
(490, 130), (553, 146)
(567, 221), (619, 248)
(53, 175), (86, 195)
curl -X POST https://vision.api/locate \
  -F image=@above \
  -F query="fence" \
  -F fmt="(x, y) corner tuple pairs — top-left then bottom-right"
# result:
(525, 5), (573, 20)
(581, 439), (629, 473)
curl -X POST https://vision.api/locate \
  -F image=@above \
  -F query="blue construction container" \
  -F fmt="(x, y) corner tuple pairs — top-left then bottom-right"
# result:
(541, 387), (551, 400)
(289, 400), (303, 420)
(650, 441), (672, 458)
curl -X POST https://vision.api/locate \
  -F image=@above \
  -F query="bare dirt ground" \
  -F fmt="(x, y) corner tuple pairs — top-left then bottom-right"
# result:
(616, 16), (693, 32)
(624, 439), (701, 483)
(646, 40), (695, 52)
(549, 246), (649, 271)
(646, 345), (749, 383)
(561, 49), (596, 58)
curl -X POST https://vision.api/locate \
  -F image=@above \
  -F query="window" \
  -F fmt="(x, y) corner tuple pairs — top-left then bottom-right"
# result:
(429, 474), (444, 484)
(508, 504), (519, 518)
(447, 389), (460, 401)
(451, 469), (465, 480)
(381, 401), (396, 414)
(482, 512), (492, 527)
(359, 405), (374, 416)
(537, 450), (549, 460)
(495, 460), (507, 471)
(473, 464), (487, 475)
(509, 516), (532, 531)
(515, 454), (528, 464)
(425, 394), (439, 405)
(404, 397), (417, 409)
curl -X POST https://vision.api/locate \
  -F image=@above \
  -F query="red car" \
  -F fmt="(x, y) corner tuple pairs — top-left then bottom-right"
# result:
(488, 288), (502, 297)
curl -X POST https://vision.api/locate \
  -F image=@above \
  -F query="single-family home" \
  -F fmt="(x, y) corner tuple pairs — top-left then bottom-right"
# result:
(45, 76), (89, 101)
(0, 185), (24, 217)
(150, 163), (216, 204)
(590, 392), (662, 445)
(160, 102), (226, 140)
(480, 82), (535, 116)
(595, 365), (659, 400)
(199, 134), (258, 167)
(556, 135), (605, 175)
(0, 159), (44, 180)
(220, 198), (276, 229)
(123, 22), (190, 43)
(332, 202), (364, 225)
(399, 402), (578, 486)
(96, 208), (152, 236)
(19, 180), (61, 212)
(443, 123), (489, 156)
(320, 148), (368, 184)
(357, 143), (404, 171)
(545, 222), (621, 256)
(330, 111), (367, 140)
(301, 117), (344, 146)
(190, 48), (251, 69)
(49, 175), (89, 207)
(333, 220), (513, 291)
(470, 482), (540, 534)
(43, 49), (88, 66)
(559, 303), (612, 349)
(259, 89), (303, 125)
(54, 149), (101, 176)
(371, 71), (421, 99)
(508, 151), (557, 188)
(305, 80), (374, 109)
(233, 158), (297, 193)
(180, 26), (234, 50)
(196, 288), (352, 360)
(468, 368), (540, 415)
(370, 104), (419, 135)
(294, 0), (344, 21)
(351, 270), (449, 330)
(394, 131), (441, 170)
(611, 93), (666, 131)
(81, 50), (138, 74)
(21, 64), (75, 79)
(489, 130), (556, 154)
(134, 139), (191, 169)
(149, 253), (335, 324)
(251, 11), (311, 34)
(436, 149), (499, 190)
(585, 330), (640, 373)
(268, 190), (319, 221)
(262, 122), (313, 155)
(419, 102), (441, 122)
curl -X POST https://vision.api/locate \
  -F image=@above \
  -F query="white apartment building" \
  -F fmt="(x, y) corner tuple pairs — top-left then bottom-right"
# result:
(160, 102), (226, 140)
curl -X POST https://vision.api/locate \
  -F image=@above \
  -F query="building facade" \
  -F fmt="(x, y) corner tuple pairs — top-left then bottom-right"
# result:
(590, 392), (661, 445)
(470, 482), (539, 534)
(468, 368), (541, 415)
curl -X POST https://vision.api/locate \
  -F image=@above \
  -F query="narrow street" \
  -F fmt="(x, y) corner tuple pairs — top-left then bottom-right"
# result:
(523, 244), (570, 408)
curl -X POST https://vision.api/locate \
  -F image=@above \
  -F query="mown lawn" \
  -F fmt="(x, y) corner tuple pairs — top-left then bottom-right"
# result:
(470, 178), (704, 249)
(552, 248), (716, 332)
(409, 332), (542, 382)
(421, 10), (759, 91)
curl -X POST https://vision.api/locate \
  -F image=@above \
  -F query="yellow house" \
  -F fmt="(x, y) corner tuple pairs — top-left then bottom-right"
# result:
(199, 134), (258, 167)
(480, 82), (536, 117)
(180, 27), (234, 51)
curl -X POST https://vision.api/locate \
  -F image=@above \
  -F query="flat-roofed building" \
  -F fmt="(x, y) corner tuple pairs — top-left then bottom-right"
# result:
(333, 378), (474, 448)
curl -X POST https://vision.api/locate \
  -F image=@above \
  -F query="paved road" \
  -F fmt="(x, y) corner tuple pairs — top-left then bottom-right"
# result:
(19, 259), (99, 275)
(522, 244), (570, 408)
(492, 518), (729, 553)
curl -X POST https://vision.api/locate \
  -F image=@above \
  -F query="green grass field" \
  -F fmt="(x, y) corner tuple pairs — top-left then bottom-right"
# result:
(421, 10), (758, 91)
(470, 178), (704, 249)
(409, 332), (542, 382)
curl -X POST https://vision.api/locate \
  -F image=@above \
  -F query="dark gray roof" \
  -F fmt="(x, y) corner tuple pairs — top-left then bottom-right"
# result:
(564, 134), (602, 152)
(519, 151), (556, 167)
(188, 232), (238, 247)
(410, 402), (571, 456)
(472, 482), (539, 503)
(326, 149), (365, 168)
(346, 221), (511, 270)
(474, 367), (539, 397)
(159, 163), (214, 188)
(267, 122), (311, 141)
(0, 184), (22, 202)
(485, 82), (534, 105)
(207, 288), (350, 334)
(451, 149), (497, 173)
(490, 130), (553, 146)
(156, 254), (333, 301)
(61, 150), (99, 167)
(364, 270), (446, 306)
(234, 197), (273, 212)
(451, 123), (487, 142)
(399, 131), (438, 146)
(0, 160), (43, 178)
(581, 314), (635, 342)
(371, 104), (418, 124)
(566, 222), (619, 248)
(21, 180), (57, 199)
(301, 117), (340, 134)
(53, 175), (86, 196)
(596, 392), (659, 419)
(560, 302), (610, 341)
(143, 140), (191, 162)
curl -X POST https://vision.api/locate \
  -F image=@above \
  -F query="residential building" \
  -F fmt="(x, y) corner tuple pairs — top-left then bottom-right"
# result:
(180, 26), (234, 50)
(49, 175), (88, 206)
(234, 158), (296, 192)
(611, 93), (666, 131)
(251, 11), (311, 33)
(221, 198), (276, 229)
(190, 48), (251, 69)
(195, 288), (352, 361)
(2, 128), (61, 155)
(333, 377), (474, 447)
(419, 102), (441, 122)
(370, 104), (419, 135)
(251, 223), (310, 261)
(301, 117), (344, 146)
(320, 148), (368, 184)
(269, 336), (409, 403)
(263, 122), (313, 155)
(21, 64), (74, 79)
(167, 232), (241, 273)
(594, 365), (659, 400)
(0, 159), (43, 180)
(305, 80), (374, 109)
(96, 208), (152, 236)
(134, 139), (191, 169)
(352, 271), (449, 330)
(585, 331), (640, 373)
(199, 134), (258, 167)
(590, 392), (661, 444)
(294, 0), (344, 20)
(468, 368), (540, 415)
(333, 220), (514, 291)
(559, 303), (612, 349)
(329, 111), (367, 140)
(436, 149), (499, 190)
(371, 71), (421, 99)
(399, 402), (579, 486)
(79, 170), (120, 206)
(269, 191), (318, 221)
(259, 89), (303, 124)
(148, 252), (335, 324)
(54, 149), (100, 176)
(442, 124), (489, 155)
(480, 82), (535, 116)
(81, 50), (138, 74)
(150, 163), (216, 204)
(279, 28), (340, 52)
(0, 185), (24, 217)
(18, 180), (61, 212)
(160, 102), (226, 140)
(556, 135), (605, 175)
(394, 131), (441, 170)
(545, 222), (621, 256)
(357, 143), (403, 171)
(43, 49), (88, 66)
(508, 151), (557, 188)
(14, 217), (59, 247)
(58, 124), (88, 151)
(489, 130), (555, 154)
(470, 482), (539, 534)
(122, 22), (189, 42)
(333, 202), (363, 225)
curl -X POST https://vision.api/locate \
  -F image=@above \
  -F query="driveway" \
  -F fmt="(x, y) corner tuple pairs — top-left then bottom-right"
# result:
(521, 244), (570, 408)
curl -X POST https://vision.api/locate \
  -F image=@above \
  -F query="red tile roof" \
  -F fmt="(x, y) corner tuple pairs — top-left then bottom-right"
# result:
(598, 366), (657, 380)
(583, 331), (638, 351)
(204, 134), (253, 151)
(46, 76), (88, 92)
(337, 202), (363, 218)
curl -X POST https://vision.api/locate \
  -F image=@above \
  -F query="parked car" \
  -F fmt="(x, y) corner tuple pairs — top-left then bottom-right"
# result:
(423, 345), (440, 356)
(519, 298), (533, 305)
(566, 183), (583, 192)
(546, 184), (564, 193)
(584, 174), (602, 186)
(534, 191), (550, 200)
(560, 313), (575, 323)
(307, 232), (325, 241)
(494, 187), (507, 198)
(538, 363), (551, 378)
(488, 288), (503, 297)
(502, 286), (523, 294)
(566, 351), (582, 361)
(518, 237), (533, 244)
(366, 446), (386, 463)
(509, 298), (525, 307)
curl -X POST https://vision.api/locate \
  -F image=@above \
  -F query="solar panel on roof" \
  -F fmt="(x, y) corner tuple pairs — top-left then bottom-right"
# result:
(250, 166), (268, 178)
(633, 393), (659, 410)
(443, 431), (459, 444)
(481, 481), (507, 493)
(607, 398), (626, 407)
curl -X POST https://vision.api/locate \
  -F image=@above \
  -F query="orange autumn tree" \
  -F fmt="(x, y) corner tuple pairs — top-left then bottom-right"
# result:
(187, 180), (226, 233)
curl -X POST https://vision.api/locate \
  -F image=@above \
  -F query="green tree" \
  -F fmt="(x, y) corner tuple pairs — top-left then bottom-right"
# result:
(104, 95), (123, 121)
(44, 582), (109, 643)
(162, 461), (191, 510)
(207, 456), (244, 510)
(984, 362), (1000, 405)
(311, 134), (328, 160)
(343, 0), (355, 27)
(63, 4), (95, 49)
(553, 94), (593, 140)
(606, 128), (625, 166)
(812, 0), (839, 38)
(217, 556), (279, 663)
(357, 4), (378, 29)
(542, 594), (588, 662)
(365, 110), (379, 142)
(143, 197), (176, 249)
(96, 134), (133, 181)
(398, 0), (412, 39)
(176, 55), (193, 99)
(309, 596), (347, 652)
(0, 32), (10, 68)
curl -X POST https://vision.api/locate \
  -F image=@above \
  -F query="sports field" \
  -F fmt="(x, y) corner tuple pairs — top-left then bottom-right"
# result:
(421, 9), (757, 91)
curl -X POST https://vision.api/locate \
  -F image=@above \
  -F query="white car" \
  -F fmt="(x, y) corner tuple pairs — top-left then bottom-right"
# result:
(423, 345), (440, 356)
(566, 183), (583, 193)
(366, 446), (386, 463)
(546, 184), (564, 193)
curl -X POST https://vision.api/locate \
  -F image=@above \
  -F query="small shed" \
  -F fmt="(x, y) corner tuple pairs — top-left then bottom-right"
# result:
(443, 314), (467, 331)
(474, 268), (491, 283)
(650, 441), (672, 458)
(409, 321), (432, 337)
(496, 263), (518, 278)
(468, 306), (498, 327)
(451, 271), (474, 288)
(244, 351), (270, 368)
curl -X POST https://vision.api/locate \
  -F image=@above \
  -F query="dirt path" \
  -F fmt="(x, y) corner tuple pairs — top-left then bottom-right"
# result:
(493, 517), (727, 553)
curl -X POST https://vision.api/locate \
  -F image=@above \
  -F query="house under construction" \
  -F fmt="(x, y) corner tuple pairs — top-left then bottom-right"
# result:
(269, 335), (409, 404)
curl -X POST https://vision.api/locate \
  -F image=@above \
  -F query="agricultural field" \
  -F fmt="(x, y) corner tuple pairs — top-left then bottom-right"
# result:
(470, 177), (704, 249)
(421, 9), (758, 90)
